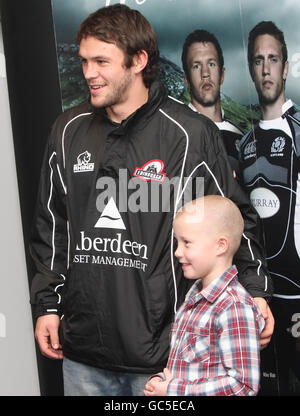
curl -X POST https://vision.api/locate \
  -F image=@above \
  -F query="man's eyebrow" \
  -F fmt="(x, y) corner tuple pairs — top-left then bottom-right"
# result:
(78, 53), (108, 60)
(190, 59), (213, 68)
(254, 53), (280, 59)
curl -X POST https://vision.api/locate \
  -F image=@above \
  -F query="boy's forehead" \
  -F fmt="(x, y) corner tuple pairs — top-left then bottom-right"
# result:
(175, 197), (227, 228)
(174, 209), (205, 226)
(178, 198), (205, 215)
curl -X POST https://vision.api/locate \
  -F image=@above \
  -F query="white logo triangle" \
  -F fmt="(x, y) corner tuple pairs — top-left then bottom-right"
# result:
(95, 197), (126, 229)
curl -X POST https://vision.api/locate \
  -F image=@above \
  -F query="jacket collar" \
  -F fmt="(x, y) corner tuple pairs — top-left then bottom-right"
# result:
(188, 102), (225, 120)
(89, 79), (168, 133)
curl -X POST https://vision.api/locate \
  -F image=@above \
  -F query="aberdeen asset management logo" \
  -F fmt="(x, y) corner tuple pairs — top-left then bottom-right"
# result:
(75, 197), (148, 271)
(133, 159), (167, 182)
(95, 197), (126, 229)
(74, 151), (95, 173)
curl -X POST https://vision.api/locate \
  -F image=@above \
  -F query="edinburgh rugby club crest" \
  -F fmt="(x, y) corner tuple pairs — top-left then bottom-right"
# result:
(133, 159), (167, 182)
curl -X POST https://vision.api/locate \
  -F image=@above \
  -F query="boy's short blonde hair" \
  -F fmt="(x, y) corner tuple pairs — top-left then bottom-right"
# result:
(176, 195), (244, 257)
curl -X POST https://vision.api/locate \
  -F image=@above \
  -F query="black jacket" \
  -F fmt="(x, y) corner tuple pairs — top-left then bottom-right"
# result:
(30, 80), (272, 373)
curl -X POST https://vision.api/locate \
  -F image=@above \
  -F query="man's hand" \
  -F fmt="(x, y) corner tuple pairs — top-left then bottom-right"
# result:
(254, 297), (275, 350)
(35, 314), (63, 359)
(144, 368), (173, 396)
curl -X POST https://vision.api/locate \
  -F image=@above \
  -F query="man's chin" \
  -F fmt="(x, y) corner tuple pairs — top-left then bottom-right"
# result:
(259, 96), (278, 107)
(200, 99), (219, 107)
(90, 98), (104, 108)
(193, 95), (219, 108)
(258, 88), (283, 107)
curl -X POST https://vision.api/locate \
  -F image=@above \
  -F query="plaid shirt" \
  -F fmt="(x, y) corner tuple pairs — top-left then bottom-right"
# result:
(166, 266), (265, 396)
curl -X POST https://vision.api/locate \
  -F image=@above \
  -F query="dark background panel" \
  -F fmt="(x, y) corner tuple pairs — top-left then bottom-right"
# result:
(0, 0), (63, 396)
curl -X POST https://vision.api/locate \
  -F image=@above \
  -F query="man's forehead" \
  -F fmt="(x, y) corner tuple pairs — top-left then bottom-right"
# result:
(188, 41), (218, 59)
(253, 34), (282, 56)
(79, 36), (118, 53)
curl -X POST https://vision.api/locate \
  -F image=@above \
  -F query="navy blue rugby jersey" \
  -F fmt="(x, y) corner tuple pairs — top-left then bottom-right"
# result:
(239, 100), (300, 299)
(215, 119), (243, 177)
(188, 103), (244, 177)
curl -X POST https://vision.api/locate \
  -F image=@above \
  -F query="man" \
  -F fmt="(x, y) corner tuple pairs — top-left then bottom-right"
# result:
(30, 5), (272, 396)
(181, 30), (244, 176)
(239, 21), (300, 395)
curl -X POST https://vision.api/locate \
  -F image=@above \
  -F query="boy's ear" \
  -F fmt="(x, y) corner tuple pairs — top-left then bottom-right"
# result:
(216, 236), (229, 256)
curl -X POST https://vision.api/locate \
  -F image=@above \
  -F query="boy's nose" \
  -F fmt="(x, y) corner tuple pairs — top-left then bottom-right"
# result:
(174, 245), (182, 259)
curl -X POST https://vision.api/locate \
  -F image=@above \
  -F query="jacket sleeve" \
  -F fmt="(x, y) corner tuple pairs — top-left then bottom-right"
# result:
(30, 131), (69, 319)
(188, 121), (273, 300)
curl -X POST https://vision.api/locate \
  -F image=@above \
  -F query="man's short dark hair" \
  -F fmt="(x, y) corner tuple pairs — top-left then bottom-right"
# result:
(77, 4), (159, 88)
(181, 29), (224, 79)
(248, 21), (288, 75)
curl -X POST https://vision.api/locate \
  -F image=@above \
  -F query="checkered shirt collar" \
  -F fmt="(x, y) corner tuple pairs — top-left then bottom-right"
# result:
(186, 265), (238, 306)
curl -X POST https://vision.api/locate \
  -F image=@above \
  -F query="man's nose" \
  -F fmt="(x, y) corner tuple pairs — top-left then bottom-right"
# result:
(262, 60), (271, 76)
(201, 64), (210, 79)
(83, 62), (99, 80)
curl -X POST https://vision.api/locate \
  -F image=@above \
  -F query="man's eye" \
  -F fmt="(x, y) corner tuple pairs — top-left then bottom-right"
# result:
(97, 59), (108, 65)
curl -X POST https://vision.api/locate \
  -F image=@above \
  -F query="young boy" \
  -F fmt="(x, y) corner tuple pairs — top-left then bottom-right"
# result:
(144, 195), (265, 396)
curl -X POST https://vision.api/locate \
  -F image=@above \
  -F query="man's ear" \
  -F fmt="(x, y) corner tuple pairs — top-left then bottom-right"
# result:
(183, 72), (190, 90)
(220, 67), (225, 86)
(133, 49), (149, 74)
(249, 62), (255, 82)
(283, 60), (289, 81)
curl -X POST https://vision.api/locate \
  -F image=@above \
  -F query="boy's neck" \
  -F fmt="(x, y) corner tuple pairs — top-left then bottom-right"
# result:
(200, 260), (233, 290)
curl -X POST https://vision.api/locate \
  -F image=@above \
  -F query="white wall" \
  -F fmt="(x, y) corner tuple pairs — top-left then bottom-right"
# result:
(0, 19), (40, 396)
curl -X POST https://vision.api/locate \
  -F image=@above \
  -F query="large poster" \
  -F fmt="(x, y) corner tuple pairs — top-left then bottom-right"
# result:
(51, 0), (300, 395)
(52, 0), (300, 127)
